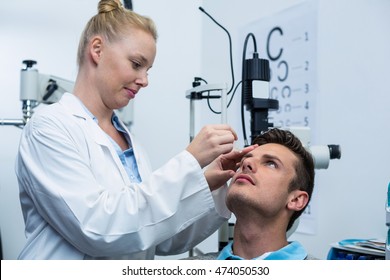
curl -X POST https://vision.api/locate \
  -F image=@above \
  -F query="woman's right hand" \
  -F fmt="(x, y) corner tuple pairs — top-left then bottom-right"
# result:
(186, 124), (237, 168)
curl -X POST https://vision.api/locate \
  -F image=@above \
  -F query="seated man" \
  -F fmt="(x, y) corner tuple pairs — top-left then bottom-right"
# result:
(186, 128), (317, 260)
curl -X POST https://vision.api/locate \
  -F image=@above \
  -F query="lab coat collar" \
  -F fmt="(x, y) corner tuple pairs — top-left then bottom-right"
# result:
(59, 92), (91, 120)
(58, 93), (114, 146)
(58, 92), (133, 184)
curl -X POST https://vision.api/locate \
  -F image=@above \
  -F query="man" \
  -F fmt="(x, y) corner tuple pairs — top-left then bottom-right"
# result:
(186, 128), (317, 260)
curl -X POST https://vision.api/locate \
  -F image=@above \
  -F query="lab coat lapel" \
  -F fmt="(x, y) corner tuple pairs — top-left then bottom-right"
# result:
(87, 119), (132, 184)
(59, 93), (112, 146)
(59, 93), (131, 184)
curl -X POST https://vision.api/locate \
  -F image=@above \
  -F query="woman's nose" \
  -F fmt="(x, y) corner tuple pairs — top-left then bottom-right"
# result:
(136, 73), (148, 88)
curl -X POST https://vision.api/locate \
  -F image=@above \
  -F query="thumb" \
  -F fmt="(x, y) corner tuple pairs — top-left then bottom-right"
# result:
(208, 170), (236, 192)
(220, 170), (235, 182)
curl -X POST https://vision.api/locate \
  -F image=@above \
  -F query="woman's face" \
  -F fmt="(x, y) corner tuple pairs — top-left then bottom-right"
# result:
(94, 28), (156, 111)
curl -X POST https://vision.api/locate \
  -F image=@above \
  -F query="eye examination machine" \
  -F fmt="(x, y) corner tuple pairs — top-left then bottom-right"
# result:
(0, 60), (74, 127)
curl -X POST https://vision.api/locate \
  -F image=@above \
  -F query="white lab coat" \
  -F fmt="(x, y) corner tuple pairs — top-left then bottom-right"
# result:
(15, 93), (230, 259)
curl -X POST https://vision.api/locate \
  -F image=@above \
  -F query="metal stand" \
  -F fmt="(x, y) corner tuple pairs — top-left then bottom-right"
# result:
(186, 83), (227, 141)
(185, 83), (228, 256)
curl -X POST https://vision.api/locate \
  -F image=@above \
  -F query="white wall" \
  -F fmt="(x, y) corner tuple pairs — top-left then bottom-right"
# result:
(200, 0), (390, 259)
(1, 0), (389, 260)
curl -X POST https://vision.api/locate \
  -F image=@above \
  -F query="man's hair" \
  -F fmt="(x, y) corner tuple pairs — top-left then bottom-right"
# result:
(252, 128), (315, 231)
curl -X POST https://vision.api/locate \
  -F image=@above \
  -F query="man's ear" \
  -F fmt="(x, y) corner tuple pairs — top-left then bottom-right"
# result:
(89, 36), (104, 64)
(287, 190), (309, 212)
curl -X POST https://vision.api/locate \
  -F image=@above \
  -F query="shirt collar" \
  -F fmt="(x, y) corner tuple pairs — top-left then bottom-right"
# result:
(217, 242), (243, 260)
(217, 241), (307, 260)
(111, 114), (126, 134)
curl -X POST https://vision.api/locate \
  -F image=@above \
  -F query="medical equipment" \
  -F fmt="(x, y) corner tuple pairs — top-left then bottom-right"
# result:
(123, 0), (132, 10)
(240, 33), (341, 168)
(185, 82), (228, 141)
(241, 33), (278, 145)
(0, 60), (134, 128)
(0, 60), (73, 127)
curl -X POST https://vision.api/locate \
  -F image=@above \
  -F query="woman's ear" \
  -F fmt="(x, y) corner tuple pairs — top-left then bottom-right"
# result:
(287, 190), (309, 212)
(89, 36), (104, 64)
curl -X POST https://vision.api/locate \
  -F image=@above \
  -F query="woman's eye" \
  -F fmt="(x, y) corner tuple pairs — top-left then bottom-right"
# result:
(132, 61), (142, 69)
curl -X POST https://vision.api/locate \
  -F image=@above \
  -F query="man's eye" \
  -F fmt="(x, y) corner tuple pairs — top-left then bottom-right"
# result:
(266, 161), (277, 168)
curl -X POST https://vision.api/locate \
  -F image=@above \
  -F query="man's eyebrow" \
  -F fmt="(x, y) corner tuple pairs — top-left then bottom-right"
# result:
(241, 151), (283, 163)
(262, 153), (284, 166)
(242, 152), (283, 164)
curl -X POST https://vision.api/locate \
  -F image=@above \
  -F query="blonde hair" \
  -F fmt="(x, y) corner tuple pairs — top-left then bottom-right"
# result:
(77, 0), (158, 66)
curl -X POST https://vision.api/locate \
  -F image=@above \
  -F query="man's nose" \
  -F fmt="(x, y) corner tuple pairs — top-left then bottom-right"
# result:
(241, 158), (254, 172)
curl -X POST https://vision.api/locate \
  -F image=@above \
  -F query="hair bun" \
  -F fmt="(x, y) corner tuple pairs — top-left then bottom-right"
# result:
(98, 0), (123, 14)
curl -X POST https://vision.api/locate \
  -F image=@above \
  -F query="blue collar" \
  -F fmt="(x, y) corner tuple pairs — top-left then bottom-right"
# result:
(217, 241), (308, 260)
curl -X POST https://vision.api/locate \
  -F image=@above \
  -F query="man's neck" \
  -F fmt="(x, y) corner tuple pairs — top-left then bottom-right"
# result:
(232, 220), (288, 260)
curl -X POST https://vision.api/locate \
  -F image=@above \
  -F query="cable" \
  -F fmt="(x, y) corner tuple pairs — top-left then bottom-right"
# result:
(227, 80), (242, 107)
(241, 33), (257, 146)
(197, 7), (260, 145)
(198, 7), (235, 97)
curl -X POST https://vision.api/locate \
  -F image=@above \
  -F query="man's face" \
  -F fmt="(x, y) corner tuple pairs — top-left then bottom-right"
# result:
(226, 143), (299, 218)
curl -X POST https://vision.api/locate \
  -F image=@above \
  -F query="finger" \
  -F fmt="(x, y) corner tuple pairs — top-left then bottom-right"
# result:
(230, 129), (238, 141)
(224, 144), (258, 160)
(207, 124), (238, 141)
(241, 144), (258, 154)
(218, 142), (235, 155)
(216, 133), (237, 145)
(219, 170), (236, 182)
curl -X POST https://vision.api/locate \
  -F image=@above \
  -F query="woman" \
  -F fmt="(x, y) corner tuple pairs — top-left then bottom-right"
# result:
(15, 0), (254, 259)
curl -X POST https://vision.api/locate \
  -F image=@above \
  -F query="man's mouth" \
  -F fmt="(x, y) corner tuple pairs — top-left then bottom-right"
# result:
(234, 174), (254, 185)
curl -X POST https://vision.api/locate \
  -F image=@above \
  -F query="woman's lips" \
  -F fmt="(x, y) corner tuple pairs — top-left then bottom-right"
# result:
(125, 87), (136, 99)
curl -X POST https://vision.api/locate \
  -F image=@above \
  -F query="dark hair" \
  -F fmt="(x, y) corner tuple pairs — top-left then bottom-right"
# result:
(252, 128), (315, 231)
